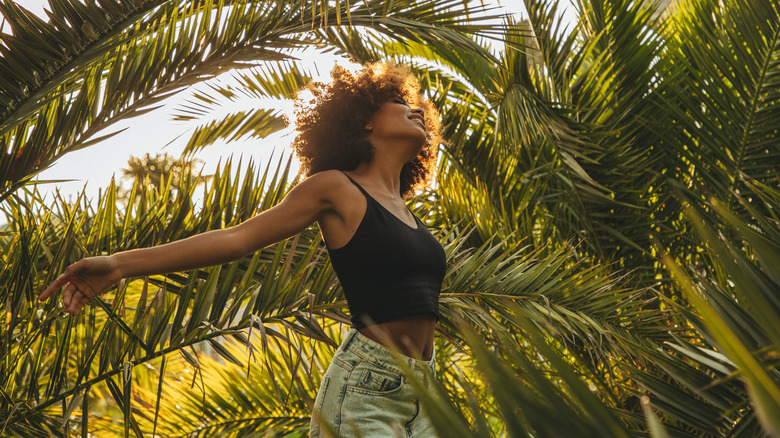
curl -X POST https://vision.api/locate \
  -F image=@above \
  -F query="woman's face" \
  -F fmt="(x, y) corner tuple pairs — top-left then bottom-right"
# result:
(366, 96), (427, 149)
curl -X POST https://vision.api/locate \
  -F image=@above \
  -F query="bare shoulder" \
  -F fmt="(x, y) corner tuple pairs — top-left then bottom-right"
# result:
(298, 169), (350, 188)
(226, 170), (359, 253)
(295, 170), (366, 225)
(280, 169), (361, 216)
(287, 169), (353, 200)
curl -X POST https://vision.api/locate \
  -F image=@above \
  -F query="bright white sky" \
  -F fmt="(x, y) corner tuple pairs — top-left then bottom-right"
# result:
(7, 0), (528, 206)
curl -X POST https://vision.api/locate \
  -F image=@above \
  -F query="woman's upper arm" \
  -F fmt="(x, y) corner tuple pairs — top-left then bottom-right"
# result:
(227, 171), (344, 256)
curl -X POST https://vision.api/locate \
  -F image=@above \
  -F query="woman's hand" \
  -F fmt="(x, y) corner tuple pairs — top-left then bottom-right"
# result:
(38, 256), (123, 315)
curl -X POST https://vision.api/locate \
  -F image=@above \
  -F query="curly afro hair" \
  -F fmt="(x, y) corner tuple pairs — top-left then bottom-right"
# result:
(290, 61), (443, 198)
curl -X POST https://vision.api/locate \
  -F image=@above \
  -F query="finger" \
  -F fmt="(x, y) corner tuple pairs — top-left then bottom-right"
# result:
(73, 294), (91, 316)
(70, 291), (90, 315)
(39, 260), (86, 302)
(67, 290), (82, 315)
(38, 273), (71, 302)
(62, 282), (76, 309)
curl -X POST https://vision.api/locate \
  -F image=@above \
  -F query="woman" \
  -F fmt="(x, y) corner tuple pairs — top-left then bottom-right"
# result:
(39, 61), (446, 437)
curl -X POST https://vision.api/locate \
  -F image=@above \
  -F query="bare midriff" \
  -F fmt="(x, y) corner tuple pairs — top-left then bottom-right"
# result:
(358, 314), (437, 361)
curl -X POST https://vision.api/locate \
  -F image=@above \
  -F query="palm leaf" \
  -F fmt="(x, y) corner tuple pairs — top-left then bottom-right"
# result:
(655, 188), (780, 436)
(170, 60), (313, 155)
(0, 0), (509, 201)
(0, 156), (346, 434)
(660, 0), (780, 215)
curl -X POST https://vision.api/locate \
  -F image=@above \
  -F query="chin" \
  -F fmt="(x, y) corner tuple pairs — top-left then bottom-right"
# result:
(413, 133), (427, 147)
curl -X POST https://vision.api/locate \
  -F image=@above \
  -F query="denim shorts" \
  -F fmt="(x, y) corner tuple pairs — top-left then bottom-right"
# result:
(309, 329), (437, 437)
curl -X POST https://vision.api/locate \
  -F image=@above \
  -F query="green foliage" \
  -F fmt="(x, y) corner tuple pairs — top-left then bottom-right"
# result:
(118, 153), (212, 204)
(312, 0), (780, 435)
(660, 186), (780, 436)
(1, 0), (779, 436)
(0, 0), (501, 202)
(1, 157), (343, 436)
(406, 182), (780, 437)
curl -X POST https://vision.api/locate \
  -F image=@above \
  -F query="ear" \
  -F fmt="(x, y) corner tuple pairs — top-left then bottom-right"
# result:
(364, 123), (373, 132)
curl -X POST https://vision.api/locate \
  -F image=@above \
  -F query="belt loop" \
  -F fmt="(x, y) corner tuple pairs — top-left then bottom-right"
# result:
(341, 328), (358, 351)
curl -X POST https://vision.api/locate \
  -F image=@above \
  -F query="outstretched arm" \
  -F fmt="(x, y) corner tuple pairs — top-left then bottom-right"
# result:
(38, 171), (342, 315)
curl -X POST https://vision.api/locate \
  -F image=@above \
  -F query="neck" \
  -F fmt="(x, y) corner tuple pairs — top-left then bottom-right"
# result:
(351, 136), (422, 197)
(350, 159), (404, 197)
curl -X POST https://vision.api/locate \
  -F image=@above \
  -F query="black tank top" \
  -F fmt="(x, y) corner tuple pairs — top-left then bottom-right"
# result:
(326, 174), (447, 328)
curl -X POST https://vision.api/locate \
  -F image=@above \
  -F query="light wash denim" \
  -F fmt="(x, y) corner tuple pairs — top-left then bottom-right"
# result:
(310, 329), (437, 437)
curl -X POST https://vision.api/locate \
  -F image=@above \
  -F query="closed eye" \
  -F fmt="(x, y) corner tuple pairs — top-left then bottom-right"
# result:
(393, 97), (409, 107)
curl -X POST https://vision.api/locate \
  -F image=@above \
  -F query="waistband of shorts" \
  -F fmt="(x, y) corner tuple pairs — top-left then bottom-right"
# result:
(340, 329), (435, 374)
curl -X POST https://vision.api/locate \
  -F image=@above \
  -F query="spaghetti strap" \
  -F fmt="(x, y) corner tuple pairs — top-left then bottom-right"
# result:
(339, 171), (420, 231)
(341, 172), (371, 198)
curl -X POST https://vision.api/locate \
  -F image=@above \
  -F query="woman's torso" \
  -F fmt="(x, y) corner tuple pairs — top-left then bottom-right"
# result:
(357, 314), (436, 360)
(317, 171), (440, 360)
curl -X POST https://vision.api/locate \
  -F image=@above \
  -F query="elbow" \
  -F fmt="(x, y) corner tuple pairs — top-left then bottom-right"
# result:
(223, 223), (273, 260)
(223, 227), (254, 260)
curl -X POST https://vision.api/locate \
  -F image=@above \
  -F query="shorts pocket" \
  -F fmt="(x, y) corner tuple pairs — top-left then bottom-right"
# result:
(347, 365), (403, 395)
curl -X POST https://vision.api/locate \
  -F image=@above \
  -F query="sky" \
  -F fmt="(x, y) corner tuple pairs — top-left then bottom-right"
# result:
(6, 0), (528, 206)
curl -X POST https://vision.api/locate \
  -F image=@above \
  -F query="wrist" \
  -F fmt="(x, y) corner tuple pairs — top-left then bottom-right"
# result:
(107, 253), (127, 280)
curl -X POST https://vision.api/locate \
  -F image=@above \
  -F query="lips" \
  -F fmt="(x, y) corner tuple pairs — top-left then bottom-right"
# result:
(409, 114), (425, 126)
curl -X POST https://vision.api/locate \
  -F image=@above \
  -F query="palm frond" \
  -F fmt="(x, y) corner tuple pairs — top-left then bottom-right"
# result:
(170, 60), (314, 154)
(0, 156), (348, 434)
(660, 0), (780, 214)
(0, 0), (173, 123)
(0, 0), (508, 202)
(654, 187), (780, 436)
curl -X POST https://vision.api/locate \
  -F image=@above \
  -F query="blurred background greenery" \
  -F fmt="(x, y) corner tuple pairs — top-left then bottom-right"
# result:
(1, 0), (778, 436)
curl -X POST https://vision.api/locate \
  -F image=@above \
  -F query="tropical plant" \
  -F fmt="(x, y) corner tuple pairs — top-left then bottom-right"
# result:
(405, 180), (780, 438)
(118, 153), (212, 203)
(0, 0), (501, 202)
(0, 160), (661, 437)
(2, 0), (780, 436)
(0, 1), (517, 436)
(1, 157), (338, 436)
(302, 0), (780, 435)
